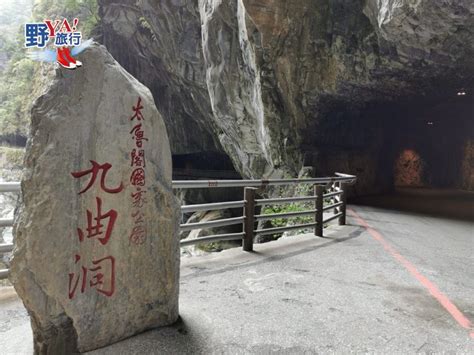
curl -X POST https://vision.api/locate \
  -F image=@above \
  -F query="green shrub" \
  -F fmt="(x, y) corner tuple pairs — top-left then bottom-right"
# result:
(262, 203), (313, 227)
(0, 147), (25, 168)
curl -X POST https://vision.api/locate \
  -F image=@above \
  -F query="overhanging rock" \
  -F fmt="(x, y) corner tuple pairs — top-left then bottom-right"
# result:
(10, 44), (180, 353)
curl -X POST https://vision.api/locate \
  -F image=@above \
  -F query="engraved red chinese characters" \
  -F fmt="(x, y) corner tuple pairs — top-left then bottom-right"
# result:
(69, 161), (123, 300)
(68, 254), (116, 299)
(130, 124), (148, 148)
(71, 160), (124, 194)
(130, 168), (145, 186)
(129, 97), (148, 245)
(131, 189), (147, 208)
(76, 197), (117, 245)
(130, 97), (144, 121)
(131, 149), (146, 167)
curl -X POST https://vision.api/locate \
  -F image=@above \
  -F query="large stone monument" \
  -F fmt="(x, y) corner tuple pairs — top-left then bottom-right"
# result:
(10, 44), (180, 353)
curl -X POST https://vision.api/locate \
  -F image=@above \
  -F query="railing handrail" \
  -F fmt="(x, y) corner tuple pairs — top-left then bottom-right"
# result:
(0, 174), (357, 193)
(172, 174), (356, 189)
(181, 200), (245, 213)
(0, 182), (21, 193)
(0, 173), (357, 280)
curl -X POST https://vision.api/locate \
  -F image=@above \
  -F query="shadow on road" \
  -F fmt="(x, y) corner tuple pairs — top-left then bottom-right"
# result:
(181, 227), (364, 281)
(351, 187), (474, 221)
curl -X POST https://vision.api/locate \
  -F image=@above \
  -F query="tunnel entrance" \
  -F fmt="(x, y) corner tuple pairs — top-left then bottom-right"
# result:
(172, 151), (243, 220)
(302, 85), (473, 195)
(386, 92), (473, 191)
(172, 151), (241, 180)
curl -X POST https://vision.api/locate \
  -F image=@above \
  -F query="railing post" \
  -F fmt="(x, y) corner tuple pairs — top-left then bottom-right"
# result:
(243, 187), (257, 251)
(333, 182), (339, 215)
(314, 184), (323, 237)
(338, 183), (347, 225)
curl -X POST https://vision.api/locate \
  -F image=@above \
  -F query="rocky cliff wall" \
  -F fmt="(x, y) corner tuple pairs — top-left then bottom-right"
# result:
(98, 0), (474, 192)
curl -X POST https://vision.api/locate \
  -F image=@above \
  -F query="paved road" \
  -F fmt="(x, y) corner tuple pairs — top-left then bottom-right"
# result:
(0, 194), (473, 353)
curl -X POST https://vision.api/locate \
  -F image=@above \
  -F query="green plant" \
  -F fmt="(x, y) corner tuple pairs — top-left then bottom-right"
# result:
(0, 147), (25, 168)
(262, 203), (313, 228)
(261, 183), (338, 238)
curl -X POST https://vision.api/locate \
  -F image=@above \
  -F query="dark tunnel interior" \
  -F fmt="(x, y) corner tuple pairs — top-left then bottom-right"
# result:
(172, 151), (240, 180)
(303, 88), (473, 195)
(382, 91), (473, 190)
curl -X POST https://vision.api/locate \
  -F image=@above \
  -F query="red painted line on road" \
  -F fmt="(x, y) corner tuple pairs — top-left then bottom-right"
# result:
(348, 208), (473, 338)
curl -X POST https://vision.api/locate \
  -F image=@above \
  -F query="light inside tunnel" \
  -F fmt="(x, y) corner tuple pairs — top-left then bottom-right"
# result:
(394, 149), (424, 187)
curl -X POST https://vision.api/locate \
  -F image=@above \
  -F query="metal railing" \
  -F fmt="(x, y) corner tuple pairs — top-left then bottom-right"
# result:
(176, 173), (355, 251)
(0, 182), (18, 280)
(173, 168), (241, 179)
(0, 172), (356, 279)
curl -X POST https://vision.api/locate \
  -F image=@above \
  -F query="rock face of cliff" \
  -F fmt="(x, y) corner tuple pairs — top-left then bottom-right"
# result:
(98, 0), (474, 191)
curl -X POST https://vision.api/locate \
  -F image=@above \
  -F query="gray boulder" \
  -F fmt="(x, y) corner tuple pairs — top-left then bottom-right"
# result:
(10, 44), (180, 353)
